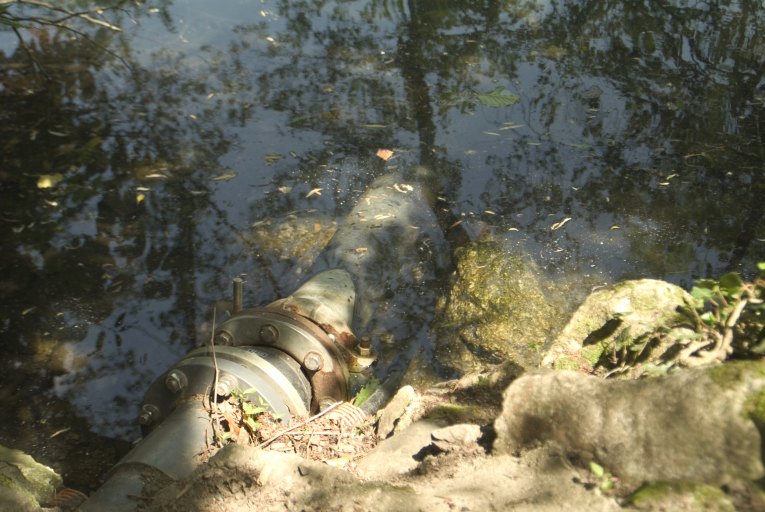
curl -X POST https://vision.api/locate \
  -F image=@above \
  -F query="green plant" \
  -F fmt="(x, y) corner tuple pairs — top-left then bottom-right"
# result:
(680, 262), (765, 364)
(229, 387), (267, 436)
(589, 462), (616, 492)
(352, 377), (380, 407)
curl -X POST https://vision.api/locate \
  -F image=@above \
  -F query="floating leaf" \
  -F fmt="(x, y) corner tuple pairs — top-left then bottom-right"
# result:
(499, 122), (524, 130)
(610, 225), (620, 230)
(264, 153), (284, 165)
(376, 148), (394, 161)
(212, 173), (237, 181)
(550, 217), (572, 230)
(475, 87), (520, 108)
(136, 193), (145, 204)
(37, 174), (64, 189)
(306, 188), (322, 198)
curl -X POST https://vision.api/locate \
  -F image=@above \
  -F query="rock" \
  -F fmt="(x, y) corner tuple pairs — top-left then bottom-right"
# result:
(541, 279), (694, 377)
(626, 481), (737, 511)
(147, 441), (622, 512)
(433, 238), (562, 373)
(0, 444), (62, 511)
(376, 385), (419, 438)
(493, 361), (765, 484)
(430, 423), (482, 453)
(355, 420), (444, 480)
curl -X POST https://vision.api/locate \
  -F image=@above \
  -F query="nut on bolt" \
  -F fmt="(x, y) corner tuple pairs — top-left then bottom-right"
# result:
(215, 373), (239, 397)
(303, 351), (324, 371)
(358, 338), (372, 357)
(165, 369), (187, 393)
(259, 324), (279, 344)
(138, 404), (160, 426)
(214, 330), (233, 346)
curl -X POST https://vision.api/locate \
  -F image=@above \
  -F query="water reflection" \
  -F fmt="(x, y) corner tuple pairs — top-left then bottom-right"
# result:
(0, 0), (763, 485)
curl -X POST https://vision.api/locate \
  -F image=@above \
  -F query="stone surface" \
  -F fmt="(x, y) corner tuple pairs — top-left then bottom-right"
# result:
(354, 420), (443, 480)
(430, 423), (482, 453)
(494, 362), (765, 484)
(0, 444), (62, 511)
(376, 385), (419, 438)
(541, 279), (695, 376)
(146, 442), (622, 512)
(433, 238), (562, 373)
(627, 481), (738, 511)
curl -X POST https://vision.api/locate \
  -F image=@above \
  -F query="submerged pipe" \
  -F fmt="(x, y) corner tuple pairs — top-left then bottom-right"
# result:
(80, 167), (447, 510)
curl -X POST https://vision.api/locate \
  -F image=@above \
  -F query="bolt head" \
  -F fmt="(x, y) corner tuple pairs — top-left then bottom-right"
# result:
(165, 370), (187, 393)
(214, 331), (233, 346)
(259, 324), (279, 344)
(138, 404), (159, 426)
(303, 351), (323, 371)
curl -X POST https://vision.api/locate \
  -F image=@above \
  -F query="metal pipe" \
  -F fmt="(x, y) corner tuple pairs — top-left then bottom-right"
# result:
(80, 168), (446, 509)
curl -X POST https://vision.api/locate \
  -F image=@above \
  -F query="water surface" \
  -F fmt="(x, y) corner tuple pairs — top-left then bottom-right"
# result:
(1, 0), (763, 488)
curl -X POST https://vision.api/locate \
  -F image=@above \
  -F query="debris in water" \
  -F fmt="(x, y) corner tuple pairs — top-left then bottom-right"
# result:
(376, 148), (394, 161)
(550, 217), (572, 230)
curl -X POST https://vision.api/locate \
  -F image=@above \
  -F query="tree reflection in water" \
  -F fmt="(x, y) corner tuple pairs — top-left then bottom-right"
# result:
(0, 0), (763, 490)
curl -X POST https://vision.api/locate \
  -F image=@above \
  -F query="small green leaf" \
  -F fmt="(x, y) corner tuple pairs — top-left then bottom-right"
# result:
(757, 262), (765, 273)
(691, 286), (715, 302)
(589, 461), (605, 477)
(475, 87), (520, 108)
(600, 480), (614, 491)
(718, 273), (744, 295)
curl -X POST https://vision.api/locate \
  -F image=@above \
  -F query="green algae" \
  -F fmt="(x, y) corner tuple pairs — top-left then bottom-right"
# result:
(433, 238), (562, 372)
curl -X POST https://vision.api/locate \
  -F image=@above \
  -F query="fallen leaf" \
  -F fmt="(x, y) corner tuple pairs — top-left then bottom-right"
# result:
(610, 225), (620, 230)
(306, 188), (322, 198)
(475, 87), (520, 108)
(264, 153), (284, 165)
(354, 247), (368, 254)
(136, 193), (145, 204)
(376, 149), (393, 161)
(37, 174), (64, 189)
(508, 227), (519, 232)
(393, 183), (413, 193)
(550, 217), (572, 230)
(144, 173), (168, 179)
(484, 210), (497, 215)
(212, 173), (237, 181)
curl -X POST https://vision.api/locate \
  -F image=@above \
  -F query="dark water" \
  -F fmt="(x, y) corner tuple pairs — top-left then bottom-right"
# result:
(1, 0), (763, 488)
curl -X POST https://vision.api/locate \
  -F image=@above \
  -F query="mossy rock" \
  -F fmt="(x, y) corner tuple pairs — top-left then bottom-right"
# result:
(433, 238), (561, 373)
(627, 481), (736, 511)
(246, 213), (337, 273)
(0, 445), (62, 511)
(541, 279), (694, 378)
